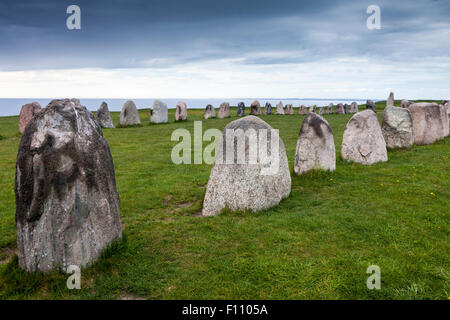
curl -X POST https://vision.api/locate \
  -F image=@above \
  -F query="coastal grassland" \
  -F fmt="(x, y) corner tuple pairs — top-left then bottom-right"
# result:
(0, 101), (448, 299)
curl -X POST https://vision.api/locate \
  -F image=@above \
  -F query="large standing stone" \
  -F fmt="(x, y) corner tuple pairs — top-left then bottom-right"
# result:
(341, 110), (388, 165)
(237, 102), (245, 117)
(202, 116), (291, 216)
(336, 103), (345, 114)
(350, 102), (358, 113)
(381, 106), (414, 149)
(366, 100), (376, 113)
(15, 99), (122, 273)
(151, 100), (168, 124)
(294, 113), (336, 175)
(96, 102), (115, 128)
(175, 101), (188, 121)
(387, 92), (395, 107)
(218, 102), (230, 118)
(401, 99), (412, 108)
(120, 100), (141, 126)
(204, 104), (216, 119)
(19, 102), (42, 133)
(298, 105), (308, 115)
(408, 103), (448, 145)
(285, 104), (294, 115)
(250, 100), (262, 115)
(326, 103), (333, 114)
(264, 102), (272, 115)
(276, 101), (285, 115)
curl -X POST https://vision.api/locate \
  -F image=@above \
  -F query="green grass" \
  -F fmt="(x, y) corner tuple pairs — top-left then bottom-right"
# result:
(0, 101), (448, 299)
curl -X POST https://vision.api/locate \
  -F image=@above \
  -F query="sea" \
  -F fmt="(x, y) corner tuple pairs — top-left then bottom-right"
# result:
(0, 98), (371, 117)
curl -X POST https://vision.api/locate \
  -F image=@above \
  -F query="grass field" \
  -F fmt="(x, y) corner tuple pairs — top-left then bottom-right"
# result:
(0, 101), (448, 299)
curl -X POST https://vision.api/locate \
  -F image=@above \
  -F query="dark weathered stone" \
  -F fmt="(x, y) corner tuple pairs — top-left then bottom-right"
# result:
(343, 104), (349, 114)
(250, 100), (261, 115)
(204, 104), (216, 119)
(284, 104), (294, 115)
(15, 99), (122, 273)
(237, 102), (245, 117)
(96, 102), (115, 128)
(366, 100), (376, 113)
(264, 102), (272, 115)
(336, 103), (345, 114)
(298, 105), (308, 115)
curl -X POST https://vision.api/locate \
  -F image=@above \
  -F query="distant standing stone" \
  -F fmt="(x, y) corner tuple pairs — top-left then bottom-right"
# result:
(326, 103), (333, 114)
(401, 99), (412, 108)
(19, 102), (42, 133)
(276, 101), (285, 115)
(204, 104), (216, 119)
(175, 101), (188, 121)
(151, 100), (169, 124)
(343, 104), (349, 114)
(202, 116), (291, 216)
(264, 102), (272, 115)
(350, 102), (358, 113)
(366, 100), (376, 113)
(387, 92), (395, 107)
(294, 113), (336, 175)
(381, 106), (414, 149)
(120, 100), (141, 126)
(237, 102), (245, 117)
(96, 102), (115, 128)
(336, 103), (345, 114)
(309, 105), (317, 113)
(250, 100), (262, 115)
(408, 103), (448, 145)
(15, 99), (122, 273)
(318, 107), (325, 115)
(298, 105), (308, 115)
(341, 110), (388, 165)
(285, 104), (294, 115)
(218, 102), (230, 118)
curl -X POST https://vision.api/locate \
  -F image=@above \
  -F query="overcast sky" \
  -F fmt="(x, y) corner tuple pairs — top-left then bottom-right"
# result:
(0, 0), (449, 99)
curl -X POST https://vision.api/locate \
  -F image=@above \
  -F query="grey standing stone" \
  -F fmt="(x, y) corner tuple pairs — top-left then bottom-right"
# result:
(326, 103), (333, 114)
(366, 100), (376, 113)
(204, 104), (216, 119)
(294, 113), (336, 175)
(218, 102), (230, 119)
(120, 100), (141, 126)
(408, 103), (448, 145)
(341, 110), (388, 165)
(237, 102), (245, 117)
(175, 101), (188, 121)
(285, 104), (294, 115)
(150, 100), (168, 124)
(202, 116), (291, 216)
(298, 105), (308, 115)
(250, 100), (262, 115)
(309, 105), (317, 113)
(336, 103), (345, 114)
(15, 99), (122, 273)
(276, 101), (285, 115)
(318, 107), (325, 115)
(381, 106), (414, 149)
(96, 102), (115, 128)
(344, 104), (349, 114)
(350, 102), (358, 113)
(19, 102), (42, 134)
(264, 102), (272, 115)
(387, 92), (395, 107)
(401, 100), (412, 108)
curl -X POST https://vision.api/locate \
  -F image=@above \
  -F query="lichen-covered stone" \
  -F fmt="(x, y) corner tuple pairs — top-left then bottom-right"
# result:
(408, 103), (448, 145)
(120, 100), (141, 126)
(264, 102), (272, 115)
(151, 100), (168, 123)
(96, 102), (115, 128)
(237, 102), (245, 117)
(381, 106), (414, 148)
(284, 104), (294, 115)
(366, 100), (376, 113)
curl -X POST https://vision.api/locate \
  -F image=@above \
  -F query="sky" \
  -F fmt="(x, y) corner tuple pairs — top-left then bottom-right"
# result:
(0, 0), (449, 100)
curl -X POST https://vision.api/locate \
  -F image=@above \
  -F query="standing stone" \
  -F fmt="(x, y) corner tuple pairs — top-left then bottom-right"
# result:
(276, 101), (285, 115)
(120, 100), (141, 126)
(326, 103), (334, 114)
(175, 101), (188, 121)
(150, 100), (169, 124)
(237, 102), (245, 117)
(366, 100), (376, 113)
(294, 113), (336, 175)
(341, 110), (388, 165)
(19, 102), (42, 133)
(343, 104), (349, 114)
(445, 102), (450, 129)
(285, 104), (294, 115)
(309, 105), (317, 113)
(96, 102), (115, 128)
(250, 100), (262, 115)
(264, 102), (272, 115)
(387, 92), (395, 107)
(202, 116), (291, 216)
(336, 103), (345, 114)
(401, 99), (412, 108)
(15, 99), (122, 273)
(408, 103), (448, 145)
(350, 102), (358, 113)
(318, 107), (325, 115)
(298, 105), (308, 115)
(381, 106), (414, 149)
(204, 104), (216, 119)
(218, 102), (230, 119)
